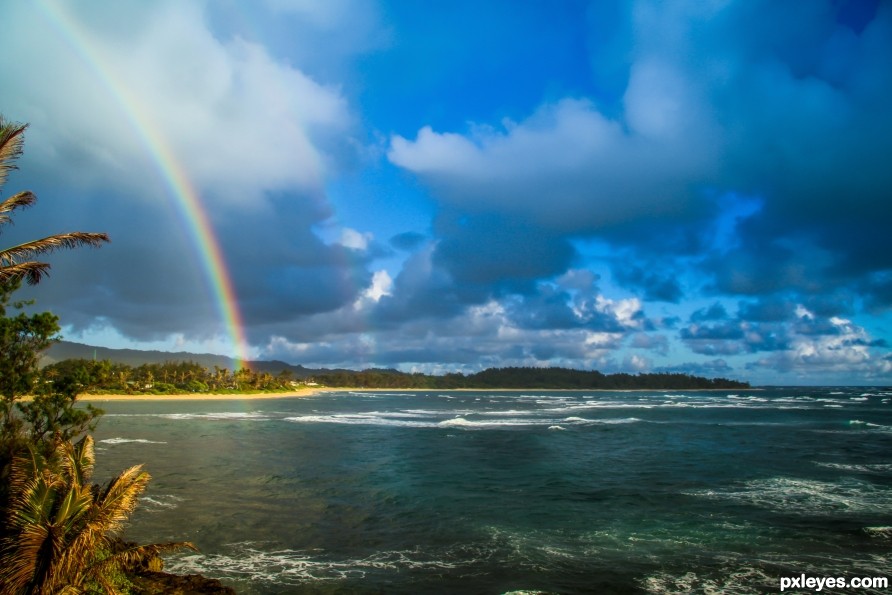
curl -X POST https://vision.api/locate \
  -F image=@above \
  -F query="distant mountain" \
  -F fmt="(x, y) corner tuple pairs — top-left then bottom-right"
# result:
(42, 341), (324, 378)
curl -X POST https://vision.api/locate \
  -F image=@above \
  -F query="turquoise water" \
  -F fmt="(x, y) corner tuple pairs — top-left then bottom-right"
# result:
(90, 388), (892, 594)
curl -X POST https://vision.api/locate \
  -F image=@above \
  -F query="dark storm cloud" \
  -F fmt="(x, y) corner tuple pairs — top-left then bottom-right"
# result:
(390, 1), (892, 316)
(390, 231), (427, 252)
(611, 263), (684, 303)
(432, 212), (577, 292)
(736, 299), (797, 323)
(690, 303), (729, 323)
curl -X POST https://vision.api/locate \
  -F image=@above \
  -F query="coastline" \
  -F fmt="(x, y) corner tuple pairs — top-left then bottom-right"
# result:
(77, 387), (334, 401)
(75, 386), (754, 402)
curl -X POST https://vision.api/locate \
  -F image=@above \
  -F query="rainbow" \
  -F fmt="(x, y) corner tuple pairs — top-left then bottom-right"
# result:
(36, 1), (251, 368)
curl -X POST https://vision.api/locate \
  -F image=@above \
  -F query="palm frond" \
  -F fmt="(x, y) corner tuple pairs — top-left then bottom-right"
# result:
(0, 232), (111, 264)
(71, 435), (96, 486)
(88, 465), (151, 536)
(0, 261), (50, 285)
(0, 232), (109, 285)
(0, 190), (36, 226)
(0, 118), (27, 189)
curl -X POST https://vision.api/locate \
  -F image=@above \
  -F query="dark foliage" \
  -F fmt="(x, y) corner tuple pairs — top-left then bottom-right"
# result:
(313, 366), (750, 390)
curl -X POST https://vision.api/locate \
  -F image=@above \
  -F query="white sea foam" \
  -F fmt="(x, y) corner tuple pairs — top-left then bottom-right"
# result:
(158, 412), (273, 421)
(140, 494), (184, 511)
(816, 462), (892, 474)
(283, 414), (436, 428)
(642, 566), (775, 595)
(864, 526), (892, 539)
(687, 477), (892, 515)
(563, 416), (641, 425)
(165, 542), (471, 587)
(99, 437), (167, 445)
(547, 425), (566, 431)
(437, 417), (533, 429)
(848, 420), (892, 431)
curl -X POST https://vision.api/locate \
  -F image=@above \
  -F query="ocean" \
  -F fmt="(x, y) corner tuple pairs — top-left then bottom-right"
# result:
(89, 388), (892, 594)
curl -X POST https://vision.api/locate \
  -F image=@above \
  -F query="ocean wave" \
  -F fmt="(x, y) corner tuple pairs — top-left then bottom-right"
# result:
(165, 542), (473, 587)
(864, 526), (892, 540)
(687, 477), (892, 515)
(642, 565), (775, 595)
(563, 416), (641, 425)
(816, 462), (892, 475)
(140, 494), (184, 511)
(159, 412), (274, 421)
(849, 420), (892, 431)
(437, 417), (538, 429)
(99, 437), (167, 445)
(642, 550), (892, 595)
(283, 414), (436, 428)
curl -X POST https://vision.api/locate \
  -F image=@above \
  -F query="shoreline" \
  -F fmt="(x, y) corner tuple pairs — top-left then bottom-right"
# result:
(76, 386), (754, 402)
(77, 388), (335, 401)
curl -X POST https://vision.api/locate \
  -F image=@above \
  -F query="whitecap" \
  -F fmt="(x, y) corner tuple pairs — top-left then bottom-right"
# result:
(140, 494), (184, 511)
(642, 566), (775, 595)
(563, 416), (641, 425)
(283, 414), (435, 428)
(165, 542), (471, 587)
(547, 425), (566, 431)
(815, 462), (892, 474)
(848, 420), (892, 431)
(437, 417), (530, 429)
(158, 412), (272, 421)
(99, 437), (167, 445)
(864, 526), (892, 539)
(687, 477), (892, 515)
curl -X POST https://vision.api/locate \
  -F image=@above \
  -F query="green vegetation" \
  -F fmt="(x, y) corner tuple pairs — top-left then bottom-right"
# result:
(40, 358), (749, 393)
(310, 366), (750, 390)
(0, 434), (194, 594)
(40, 359), (300, 394)
(0, 115), (191, 594)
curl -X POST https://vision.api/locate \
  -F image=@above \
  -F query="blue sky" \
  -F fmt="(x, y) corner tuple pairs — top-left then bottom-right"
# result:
(2, 0), (891, 385)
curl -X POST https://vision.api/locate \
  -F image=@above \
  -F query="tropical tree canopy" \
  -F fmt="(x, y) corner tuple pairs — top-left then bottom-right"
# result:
(0, 117), (109, 286)
(0, 434), (195, 594)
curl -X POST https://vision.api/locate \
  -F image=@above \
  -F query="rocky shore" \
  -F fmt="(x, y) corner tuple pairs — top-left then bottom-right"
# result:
(129, 570), (236, 594)
(123, 546), (236, 594)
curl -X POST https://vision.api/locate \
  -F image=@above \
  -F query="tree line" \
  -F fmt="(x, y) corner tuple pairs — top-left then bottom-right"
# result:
(307, 366), (750, 390)
(40, 359), (750, 393)
(40, 358), (299, 394)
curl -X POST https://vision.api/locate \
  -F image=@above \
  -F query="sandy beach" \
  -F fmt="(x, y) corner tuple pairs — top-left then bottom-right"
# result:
(77, 387), (334, 401)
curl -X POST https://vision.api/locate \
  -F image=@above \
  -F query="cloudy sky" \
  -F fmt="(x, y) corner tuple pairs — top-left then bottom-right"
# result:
(2, 0), (891, 385)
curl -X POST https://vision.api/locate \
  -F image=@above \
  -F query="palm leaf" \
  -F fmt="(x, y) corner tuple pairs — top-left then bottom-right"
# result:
(0, 190), (36, 226)
(0, 261), (50, 285)
(0, 118), (27, 189)
(88, 464), (152, 536)
(0, 232), (110, 265)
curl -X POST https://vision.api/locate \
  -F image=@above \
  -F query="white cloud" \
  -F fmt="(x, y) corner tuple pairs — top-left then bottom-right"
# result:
(389, 96), (717, 231)
(3, 1), (352, 207)
(750, 315), (884, 379)
(362, 270), (393, 303)
(339, 228), (373, 250)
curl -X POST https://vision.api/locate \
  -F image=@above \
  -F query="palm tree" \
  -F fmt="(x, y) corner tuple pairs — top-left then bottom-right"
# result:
(1, 117), (109, 285)
(0, 434), (195, 594)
